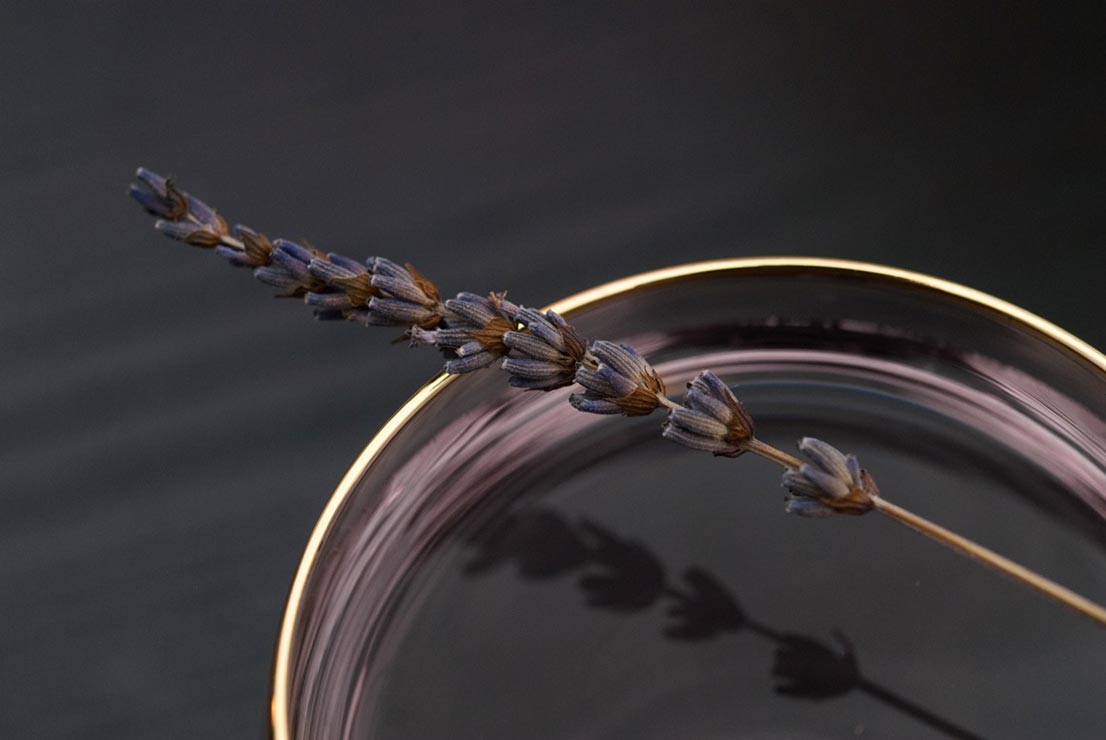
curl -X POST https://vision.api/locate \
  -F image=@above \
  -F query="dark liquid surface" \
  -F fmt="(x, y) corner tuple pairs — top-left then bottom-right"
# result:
(354, 347), (1106, 739)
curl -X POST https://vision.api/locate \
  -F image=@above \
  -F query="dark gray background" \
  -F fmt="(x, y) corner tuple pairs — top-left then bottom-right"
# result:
(2, 2), (1104, 738)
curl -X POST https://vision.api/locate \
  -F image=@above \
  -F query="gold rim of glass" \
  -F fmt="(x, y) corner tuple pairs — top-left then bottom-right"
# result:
(268, 256), (1106, 739)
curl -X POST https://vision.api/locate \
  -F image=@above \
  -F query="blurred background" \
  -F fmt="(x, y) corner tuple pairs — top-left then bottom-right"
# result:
(2, 2), (1104, 738)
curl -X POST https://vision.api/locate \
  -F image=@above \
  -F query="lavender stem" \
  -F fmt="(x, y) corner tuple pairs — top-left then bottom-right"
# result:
(872, 496), (1106, 628)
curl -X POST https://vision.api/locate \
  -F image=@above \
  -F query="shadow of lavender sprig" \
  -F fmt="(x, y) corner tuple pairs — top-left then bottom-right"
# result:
(763, 630), (986, 740)
(464, 508), (984, 739)
(464, 508), (742, 640)
(663, 567), (747, 641)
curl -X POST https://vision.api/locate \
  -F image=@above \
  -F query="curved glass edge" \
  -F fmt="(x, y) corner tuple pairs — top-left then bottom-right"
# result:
(269, 256), (1106, 740)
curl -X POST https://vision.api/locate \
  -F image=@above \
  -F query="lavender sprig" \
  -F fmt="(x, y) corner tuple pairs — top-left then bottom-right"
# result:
(129, 167), (1106, 630)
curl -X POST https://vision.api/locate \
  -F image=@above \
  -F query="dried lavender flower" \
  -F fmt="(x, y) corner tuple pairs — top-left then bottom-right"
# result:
(781, 437), (878, 517)
(365, 257), (444, 329)
(446, 292), (520, 372)
(408, 292), (519, 373)
(305, 252), (376, 319)
(501, 307), (587, 390)
(215, 225), (274, 268)
(129, 167), (228, 247)
(128, 168), (184, 219)
(570, 340), (666, 416)
(662, 370), (754, 456)
(253, 239), (328, 298)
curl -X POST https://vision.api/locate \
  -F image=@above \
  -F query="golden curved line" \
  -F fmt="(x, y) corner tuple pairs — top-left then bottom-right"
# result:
(270, 257), (1106, 738)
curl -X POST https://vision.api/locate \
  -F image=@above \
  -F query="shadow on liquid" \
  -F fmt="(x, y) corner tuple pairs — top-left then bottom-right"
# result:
(465, 507), (984, 740)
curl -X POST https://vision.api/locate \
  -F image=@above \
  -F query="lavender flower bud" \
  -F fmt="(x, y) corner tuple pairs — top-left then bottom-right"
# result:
(444, 351), (501, 374)
(130, 167), (228, 247)
(781, 437), (878, 517)
(154, 219), (224, 247)
(446, 293), (516, 353)
(183, 191), (227, 235)
(253, 239), (327, 298)
(444, 291), (502, 325)
(406, 325), (439, 347)
(570, 341), (666, 416)
(501, 307), (586, 391)
(306, 253), (374, 307)
(128, 168), (186, 219)
(436, 292), (518, 374)
(214, 225), (274, 268)
(367, 297), (441, 327)
(662, 371), (754, 456)
(304, 291), (358, 310)
(364, 258), (443, 328)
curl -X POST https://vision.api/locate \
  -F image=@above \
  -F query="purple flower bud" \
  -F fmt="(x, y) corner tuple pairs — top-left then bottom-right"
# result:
(212, 225), (273, 268)
(406, 326), (439, 347)
(569, 397), (623, 415)
(662, 371), (754, 457)
(782, 437), (877, 517)
(447, 292), (499, 326)
(372, 275), (432, 305)
(251, 240), (327, 297)
(501, 358), (575, 391)
(308, 253), (374, 306)
(271, 240), (315, 271)
(570, 341), (665, 417)
(154, 219), (222, 247)
(445, 351), (499, 374)
(368, 258), (440, 306)
(499, 307), (586, 391)
(367, 296), (440, 326)
(214, 244), (257, 268)
(435, 292), (517, 374)
(304, 291), (356, 309)
(129, 168), (184, 219)
(359, 258), (442, 329)
(130, 168), (227, 246)
(184, 193), (224, 233)
(253, 266), (303, 293)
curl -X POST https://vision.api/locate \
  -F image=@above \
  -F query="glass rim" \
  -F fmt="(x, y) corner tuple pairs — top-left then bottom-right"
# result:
(268, 256), (1106, 740)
